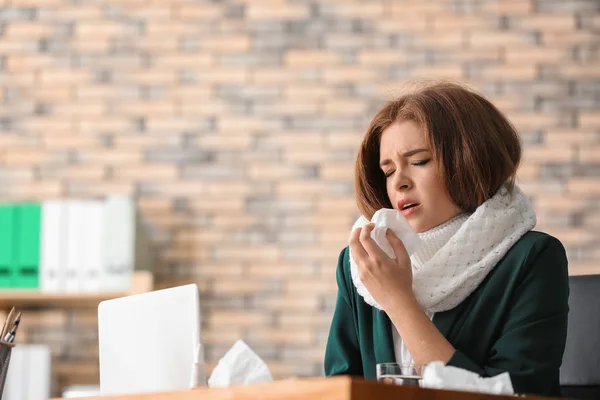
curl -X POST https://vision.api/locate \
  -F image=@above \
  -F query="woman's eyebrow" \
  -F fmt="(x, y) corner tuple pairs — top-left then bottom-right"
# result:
(402, 148), (429, 157)
(379, 148), (429, 167)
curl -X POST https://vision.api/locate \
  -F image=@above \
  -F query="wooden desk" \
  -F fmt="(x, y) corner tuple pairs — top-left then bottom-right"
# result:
(52, 376), (554, 400)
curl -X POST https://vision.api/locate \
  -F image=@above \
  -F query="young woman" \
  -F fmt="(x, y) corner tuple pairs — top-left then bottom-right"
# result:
(324, 82), (569, 397)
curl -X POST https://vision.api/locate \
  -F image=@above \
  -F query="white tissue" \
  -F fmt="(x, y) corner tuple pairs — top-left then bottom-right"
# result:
(207, 340), (273, 388)
(421, 361), (514, 395)
(369, 209), (422, 257)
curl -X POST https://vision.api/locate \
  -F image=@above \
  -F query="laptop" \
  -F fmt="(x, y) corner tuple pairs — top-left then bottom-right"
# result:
(98, 284), (201, 395)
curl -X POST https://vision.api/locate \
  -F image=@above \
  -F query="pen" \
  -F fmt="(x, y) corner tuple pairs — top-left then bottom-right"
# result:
(4, 312), (21, 343)
(0, 307), (15, 340)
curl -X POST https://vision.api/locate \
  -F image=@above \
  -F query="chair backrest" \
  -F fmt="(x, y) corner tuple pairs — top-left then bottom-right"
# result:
(560, 274), (600, 399)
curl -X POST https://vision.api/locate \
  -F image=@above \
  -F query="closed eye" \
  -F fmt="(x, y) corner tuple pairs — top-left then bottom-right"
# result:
(412, 159), (430, 166)
(383, 159), (430, 178)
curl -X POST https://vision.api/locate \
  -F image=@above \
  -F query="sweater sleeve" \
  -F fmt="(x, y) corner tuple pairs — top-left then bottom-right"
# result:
(446, 235), (569, 397)
(324, 247), (364, 377)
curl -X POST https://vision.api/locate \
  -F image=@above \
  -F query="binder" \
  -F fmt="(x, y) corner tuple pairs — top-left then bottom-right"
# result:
(14, 203), (41, 289)
(3, 344), (25, 400)
(102, 196), (133, 291)
(102, 195), (154, 292)
(81, 200), (104, 292)
(0, 204), (16, 288)
(25, 345), (51, 400)
(40, 200), (67, 293)
(65, 201), (86, 293)
(3, 344), (51, 400)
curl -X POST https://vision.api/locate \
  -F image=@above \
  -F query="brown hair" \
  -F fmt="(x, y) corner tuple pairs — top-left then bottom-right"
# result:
(355, 81), (521, 218)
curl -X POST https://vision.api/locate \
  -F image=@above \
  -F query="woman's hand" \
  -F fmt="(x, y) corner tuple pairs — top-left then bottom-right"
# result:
(349, 223), (415, 311)
(350, 223), (455, 364)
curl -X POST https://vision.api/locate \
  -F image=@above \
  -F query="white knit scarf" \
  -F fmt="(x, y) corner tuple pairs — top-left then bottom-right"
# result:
(349, 185), (537, 313)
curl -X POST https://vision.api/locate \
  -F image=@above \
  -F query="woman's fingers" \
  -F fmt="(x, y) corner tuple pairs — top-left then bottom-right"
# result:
(349, 226), (369, 264)
(386, 229), (408, 261)
(359, 223), (387, 261)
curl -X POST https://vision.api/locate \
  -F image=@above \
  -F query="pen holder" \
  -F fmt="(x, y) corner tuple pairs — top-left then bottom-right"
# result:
(0, 341), (14, 400)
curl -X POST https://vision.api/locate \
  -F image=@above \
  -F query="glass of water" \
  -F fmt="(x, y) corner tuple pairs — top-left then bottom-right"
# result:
(376, 363), (424, 386)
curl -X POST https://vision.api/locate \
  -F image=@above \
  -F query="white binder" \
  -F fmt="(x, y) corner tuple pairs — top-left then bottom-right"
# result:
(3, 344), (26, 400)
(4, 344), (51, 400)
(65, 201), (86, 293)
(81, 200), (105, 293)
(25, 345), (51, 400)
(102, 196), (135, 291)
(40, 200), (67, 293)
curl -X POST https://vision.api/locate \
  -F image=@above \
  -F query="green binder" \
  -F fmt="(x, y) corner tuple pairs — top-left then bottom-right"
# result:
(14, 203), (41, 288)
(0, 204), (16, 288)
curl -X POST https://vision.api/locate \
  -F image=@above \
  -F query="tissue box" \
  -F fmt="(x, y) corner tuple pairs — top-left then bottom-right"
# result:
(208, 340), (273, 387)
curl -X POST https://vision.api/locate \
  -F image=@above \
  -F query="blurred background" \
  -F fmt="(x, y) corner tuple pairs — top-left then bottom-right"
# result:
(0, 0), (599, 397)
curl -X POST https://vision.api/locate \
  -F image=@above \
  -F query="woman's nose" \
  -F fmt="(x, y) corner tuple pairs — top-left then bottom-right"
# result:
(393, 171), (412, 190)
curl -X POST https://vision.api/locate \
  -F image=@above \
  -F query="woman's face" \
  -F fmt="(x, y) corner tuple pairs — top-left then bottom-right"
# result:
(379, 120), (464, 233)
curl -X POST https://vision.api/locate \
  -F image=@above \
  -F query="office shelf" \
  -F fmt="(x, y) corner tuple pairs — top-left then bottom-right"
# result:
(0, 271), (153, 310)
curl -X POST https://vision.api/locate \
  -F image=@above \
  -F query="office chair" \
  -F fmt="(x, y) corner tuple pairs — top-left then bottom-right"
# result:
(560, 274), (600, 400)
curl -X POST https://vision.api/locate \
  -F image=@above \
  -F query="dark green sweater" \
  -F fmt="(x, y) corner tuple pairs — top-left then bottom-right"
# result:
(324, 231), (569, 397)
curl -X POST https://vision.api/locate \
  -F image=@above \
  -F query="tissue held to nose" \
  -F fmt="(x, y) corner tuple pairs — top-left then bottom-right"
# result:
(368, 209), (422, 257)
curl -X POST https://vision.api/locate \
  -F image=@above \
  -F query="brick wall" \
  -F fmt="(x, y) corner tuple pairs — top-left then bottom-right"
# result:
(0, 0), (599, 394)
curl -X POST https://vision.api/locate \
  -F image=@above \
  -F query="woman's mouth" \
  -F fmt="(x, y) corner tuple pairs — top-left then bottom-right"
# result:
(400, 203), (420, 217)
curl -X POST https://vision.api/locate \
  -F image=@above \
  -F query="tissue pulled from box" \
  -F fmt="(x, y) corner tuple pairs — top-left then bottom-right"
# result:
(421, 361), (514, 395)
(207, 340), (273, 387)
